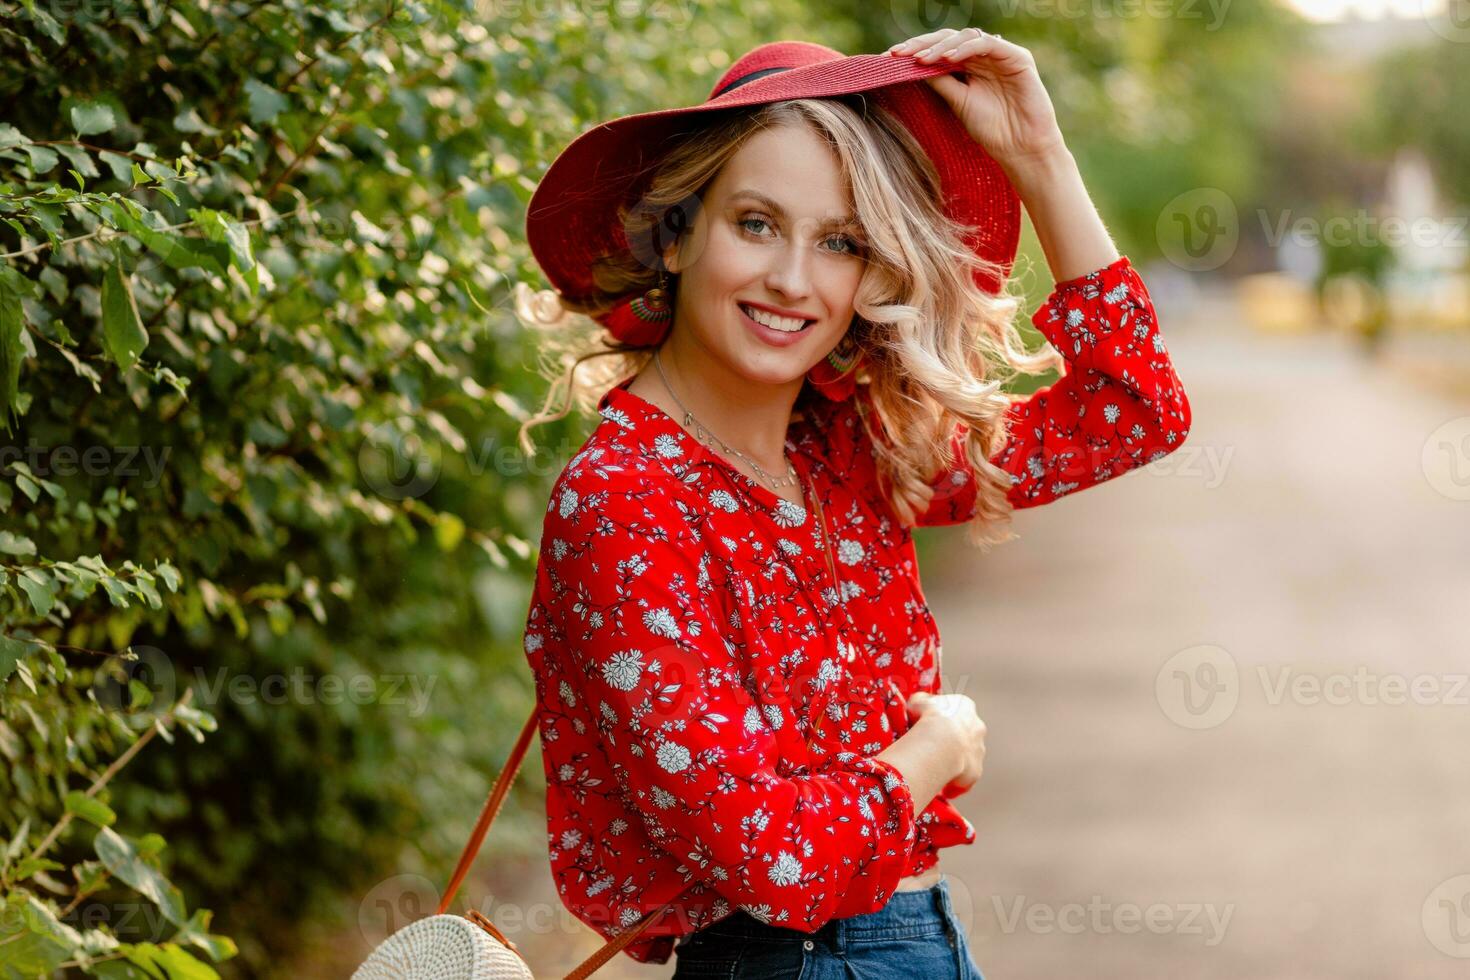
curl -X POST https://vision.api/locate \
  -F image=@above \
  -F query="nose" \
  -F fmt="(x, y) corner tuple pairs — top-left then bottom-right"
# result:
(764, 236), (815, 303)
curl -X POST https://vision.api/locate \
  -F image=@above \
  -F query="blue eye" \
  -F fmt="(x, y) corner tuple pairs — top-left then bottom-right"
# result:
(739, 215), (862, 256)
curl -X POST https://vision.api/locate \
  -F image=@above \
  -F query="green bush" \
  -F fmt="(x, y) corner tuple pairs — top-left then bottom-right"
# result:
(0, 0), (843, 974)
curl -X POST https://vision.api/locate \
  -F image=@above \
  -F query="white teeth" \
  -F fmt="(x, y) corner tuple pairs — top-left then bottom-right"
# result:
(741, 303), (809, 333)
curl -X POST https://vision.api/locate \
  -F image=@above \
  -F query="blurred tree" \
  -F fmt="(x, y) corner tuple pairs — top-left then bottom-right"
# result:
(1371, 37), (1470, 208)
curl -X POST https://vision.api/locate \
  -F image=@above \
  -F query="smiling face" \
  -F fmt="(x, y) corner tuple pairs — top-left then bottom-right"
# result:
(664, 120), (866, 392)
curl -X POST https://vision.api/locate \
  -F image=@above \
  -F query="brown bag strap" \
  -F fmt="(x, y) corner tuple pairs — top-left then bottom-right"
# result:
(438, 708), (701, 980)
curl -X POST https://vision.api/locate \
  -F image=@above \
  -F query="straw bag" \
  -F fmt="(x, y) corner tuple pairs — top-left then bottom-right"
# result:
(352, 710), (700, 979)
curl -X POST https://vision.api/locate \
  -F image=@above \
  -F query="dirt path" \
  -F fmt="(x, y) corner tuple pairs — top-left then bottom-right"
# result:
(912, 284), (1470, 979)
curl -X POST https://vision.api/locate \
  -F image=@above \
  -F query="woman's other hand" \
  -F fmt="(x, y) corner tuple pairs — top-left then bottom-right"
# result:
(906, 690), (988, 799)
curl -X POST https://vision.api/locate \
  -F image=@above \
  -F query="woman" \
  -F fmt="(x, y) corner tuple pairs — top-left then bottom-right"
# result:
(514, 30), (1192, 978)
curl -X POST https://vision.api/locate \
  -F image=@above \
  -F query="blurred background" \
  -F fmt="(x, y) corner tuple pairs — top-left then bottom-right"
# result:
(1, 0), (1468, 977)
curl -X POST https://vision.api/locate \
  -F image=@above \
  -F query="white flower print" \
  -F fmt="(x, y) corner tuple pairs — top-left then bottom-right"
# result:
(551, 538), (568, 560)
(815, 657), (842, 690)
(650, 785), (677, 809)
(558, 487), (579, 518)
(560, 829), (583, 850)
(558, 679), (576, 707)
(618, 553), (649, 578)
(643, 607), (681, 639)
(709, 489), (739, 513)
(771, 497), (806, 528)
(743, 705), (767, 734)
(524, 632), (543, 653)
(596, 652), (643, 690)
(656, 740), (692, 773)
(652, 432), (684, 458)
(767, 851), (803, 887)
(741, 903), (774, 924)
(836, 539), (864, 565)
(599, 405), (632, 428)
(762, 703), (784, 730)
(1103, 403), (1121, 424)
(776, 539), (801, 556)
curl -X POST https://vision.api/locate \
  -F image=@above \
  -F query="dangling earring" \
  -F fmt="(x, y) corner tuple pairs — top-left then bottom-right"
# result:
(807, 331), (863, 402)
(601, 268), (674, 347)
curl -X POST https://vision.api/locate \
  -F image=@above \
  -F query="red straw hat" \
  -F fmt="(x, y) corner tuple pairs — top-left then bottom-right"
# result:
(524, 39), (1021, 347)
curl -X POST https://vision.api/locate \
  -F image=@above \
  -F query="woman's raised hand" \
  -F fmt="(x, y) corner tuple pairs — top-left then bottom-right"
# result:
(887, 27), (1065, 174)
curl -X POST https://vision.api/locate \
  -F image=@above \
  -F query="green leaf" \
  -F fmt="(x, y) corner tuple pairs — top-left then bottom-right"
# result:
(0, 896), (85, 976)
(173, 702), (217, 737)
(20, 143), (59, 174)
(94, 827), (187, 927)
(71, 101), (117, 135)
(172, 108), (218, 136)
(65, 790), (118, 827)
(0, 530), (35, 556)
(244, 79), (289, 124)
(9, 856), (65, 881)
(100, 259), (148, 373)
(156, 562), (182, 592)
(0, 265), (32, 433)
(99, 150), (133, 182)
(17, 568), (58, 617)
(54, 143), (100, 178)
(152, 942), (221, 980)
(0, 634), (28, 682)
(434, 511), (465, 551)
(28, 5), (66, 44)
(173, 909), (237, 964)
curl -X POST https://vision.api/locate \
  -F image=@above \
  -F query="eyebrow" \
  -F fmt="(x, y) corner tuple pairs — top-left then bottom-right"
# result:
(729, 189), (858, 230)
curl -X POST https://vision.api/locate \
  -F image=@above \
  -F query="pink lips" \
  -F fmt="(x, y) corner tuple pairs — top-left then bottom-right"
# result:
(738, 302), (812, 349)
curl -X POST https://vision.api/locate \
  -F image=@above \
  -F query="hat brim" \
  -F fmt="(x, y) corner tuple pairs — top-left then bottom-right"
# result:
(525, 53), (1021, 306)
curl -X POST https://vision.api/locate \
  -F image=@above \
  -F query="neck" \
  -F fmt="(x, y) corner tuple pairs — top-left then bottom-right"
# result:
(652, 328), (803, 471)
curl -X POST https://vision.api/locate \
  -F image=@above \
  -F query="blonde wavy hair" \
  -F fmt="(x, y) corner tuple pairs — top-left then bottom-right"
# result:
(513, 95), (1064, 551)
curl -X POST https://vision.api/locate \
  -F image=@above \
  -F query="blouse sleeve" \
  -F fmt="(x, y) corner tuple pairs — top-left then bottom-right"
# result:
(537, 468), (920, 930)
(912, 253), (1193, 525)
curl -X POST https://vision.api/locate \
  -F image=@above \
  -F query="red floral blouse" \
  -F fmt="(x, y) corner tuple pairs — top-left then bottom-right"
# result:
(520, 254), (1191, 963)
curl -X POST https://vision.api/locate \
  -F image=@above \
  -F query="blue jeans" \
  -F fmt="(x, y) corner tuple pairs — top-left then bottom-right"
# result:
(670, 874), (985, 979)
